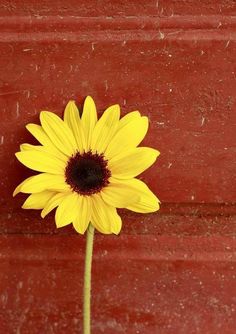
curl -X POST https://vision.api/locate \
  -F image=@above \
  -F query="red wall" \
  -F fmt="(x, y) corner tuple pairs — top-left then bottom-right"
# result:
(1, 1), (236, 333)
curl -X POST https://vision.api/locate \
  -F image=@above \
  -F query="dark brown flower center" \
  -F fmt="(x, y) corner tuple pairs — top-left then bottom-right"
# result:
(65, 151), (111, 195)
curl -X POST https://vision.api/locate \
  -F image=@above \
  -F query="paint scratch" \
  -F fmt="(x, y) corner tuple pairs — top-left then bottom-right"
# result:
(225, 40), (230, 48)
(104, 80), (108, 91)
(159, 30), (165, 40)
(68, 64), (73, 73)
(201, 116), (205, 126)
(25, 90), (30, 98)
(16, 102), (20, 118)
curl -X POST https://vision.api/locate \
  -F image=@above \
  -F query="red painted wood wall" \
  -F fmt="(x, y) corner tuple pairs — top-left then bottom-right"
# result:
(1, 1), (236, 333)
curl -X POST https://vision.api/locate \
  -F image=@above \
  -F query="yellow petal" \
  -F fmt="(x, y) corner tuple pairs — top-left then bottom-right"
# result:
(40, 111), (77, 156)
(81, 96), (97, 151)
(111, 214), (122, 234)
(90, 104), (120, 154)
(91, 194), (122, 234)
(112, 178), (160, 213)
(15, 151), (66, 174)
(13, 176), (35, 197)
(109, 147), (160, 179)
(26, 124), (67, 160)
(26, 124), (53, 147)
(73, 196), (91, 234)
(118, 111), (140, 130)
(64, 101), (86, 153)
(105, 116), (148, 159)
(55, 192), (79, 228)
(14, 173), (69, 195)
(20, 143), (41, 151)
(41, 192), (66, 218)
(20, 144), (68, 163)
(100, 180), (139, 208)
(22, 191), (55, 209)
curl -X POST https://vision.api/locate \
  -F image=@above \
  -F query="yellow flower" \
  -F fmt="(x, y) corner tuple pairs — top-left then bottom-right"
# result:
(14, 96), (160, 234)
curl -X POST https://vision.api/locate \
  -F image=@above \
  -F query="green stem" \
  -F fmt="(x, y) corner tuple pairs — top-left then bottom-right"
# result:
(83, 224), (95, 334)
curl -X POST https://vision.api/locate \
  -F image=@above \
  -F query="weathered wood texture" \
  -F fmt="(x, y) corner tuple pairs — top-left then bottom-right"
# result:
(0, 1), (236, 333)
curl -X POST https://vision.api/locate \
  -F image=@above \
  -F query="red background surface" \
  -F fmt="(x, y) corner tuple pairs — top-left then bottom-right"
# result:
(1, 1), (236, 333)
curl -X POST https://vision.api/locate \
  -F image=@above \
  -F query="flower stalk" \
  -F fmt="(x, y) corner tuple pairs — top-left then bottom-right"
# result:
(83, 223), (95, 334)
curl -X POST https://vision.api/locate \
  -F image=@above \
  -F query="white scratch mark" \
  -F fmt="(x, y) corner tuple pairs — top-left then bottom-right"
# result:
(159, 30), (165, 39)
(16, 102), (20, 118)
(168, 54), (172, 57)
(0, 90), (20, 96)
(200, 50), (205, 55)
(225, 40), (230, 48)
(68, 64), (73, 73)
(104, 80), (108, 91)
(156, 121), (165, 125)
(91, 43), (95, 51)
(156, 0), (159, 8)
(167, 162), (172, 169)
(217, 22), (222, 29)
(123, 99), (126, 106)
(191, 195), (195, 200)
(18, 281), (23, 289)
(35, 64), (39, 71)
(1, 291), (8, 307)
(166, 30), (182, 36)
(201, 116), (205, 126)
(25, 90), (30, 98)
(22, 48), (32, 52)
(169, 88), (173, 92)
(122, 40), (126, 46)
(0, 136), (4, 145)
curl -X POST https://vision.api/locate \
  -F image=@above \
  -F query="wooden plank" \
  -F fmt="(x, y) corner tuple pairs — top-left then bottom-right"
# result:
(0, 235), (236, 333)
(0, 0), (236, 17)
(1, 203), (236, 235)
